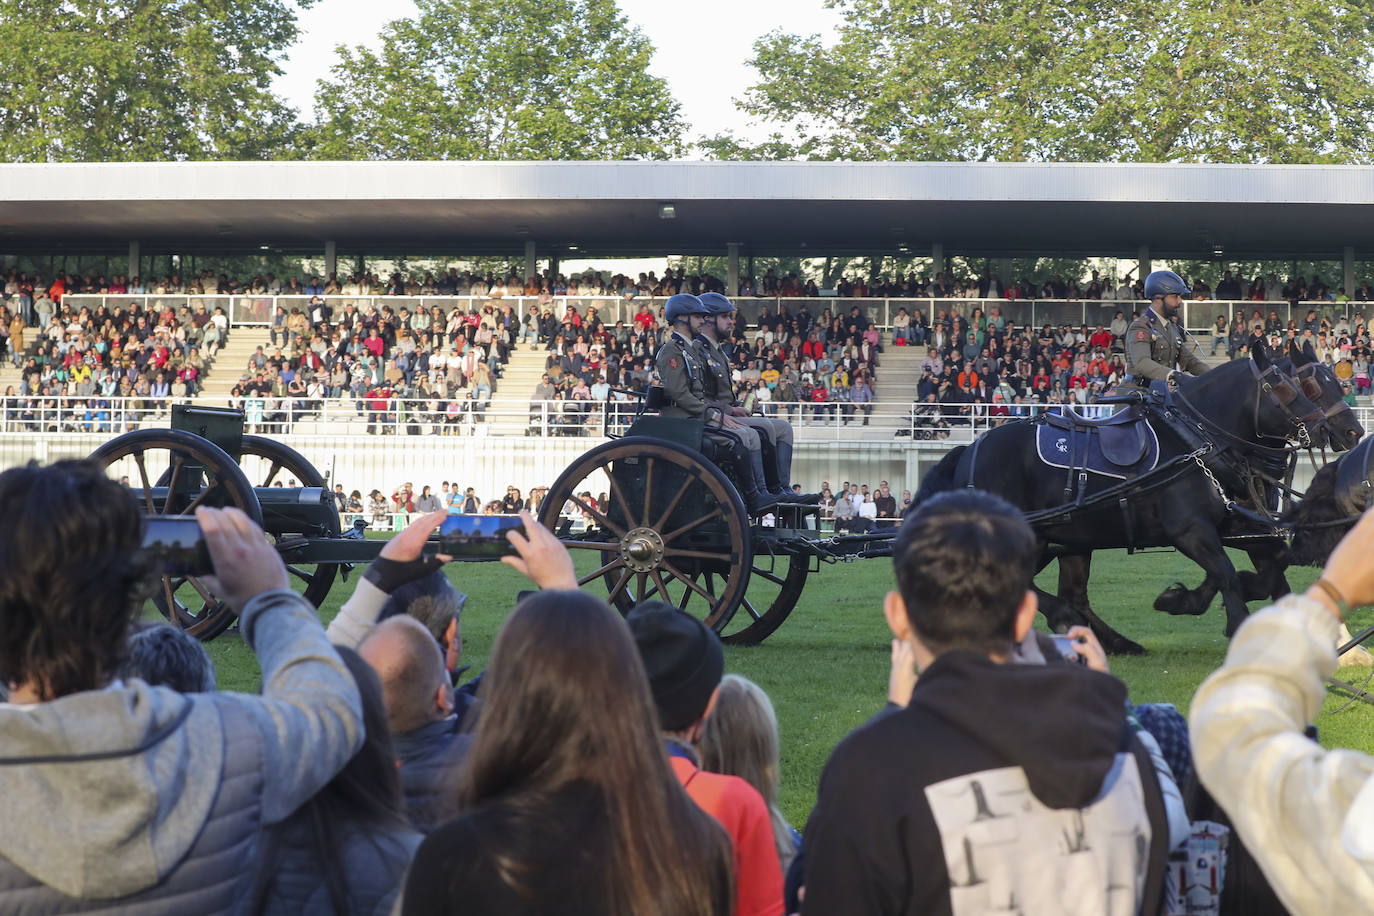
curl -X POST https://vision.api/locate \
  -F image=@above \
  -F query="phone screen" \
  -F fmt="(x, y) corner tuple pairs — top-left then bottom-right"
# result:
(439, 515), (525, 557)
(142, 517), (214, 577)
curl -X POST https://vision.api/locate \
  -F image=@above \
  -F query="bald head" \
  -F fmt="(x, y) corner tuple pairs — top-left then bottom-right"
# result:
(358, 615), (452, 735)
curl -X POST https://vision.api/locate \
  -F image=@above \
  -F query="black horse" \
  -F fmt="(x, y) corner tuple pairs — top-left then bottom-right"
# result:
(1285, 434), (1374, 568)
(914, 347), (1361, 654)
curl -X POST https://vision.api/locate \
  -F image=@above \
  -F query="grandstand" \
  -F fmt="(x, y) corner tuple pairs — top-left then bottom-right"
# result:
(4, 160), (1374, 497)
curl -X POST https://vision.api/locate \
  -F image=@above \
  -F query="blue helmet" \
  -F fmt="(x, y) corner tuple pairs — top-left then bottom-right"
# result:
(1144, 269), (1191, 300)
(665, 293), (708, 323)
(699, 292), (737, 316)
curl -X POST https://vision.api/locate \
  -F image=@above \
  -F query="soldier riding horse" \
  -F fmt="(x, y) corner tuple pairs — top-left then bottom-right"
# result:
(912, 344), (1362, 654)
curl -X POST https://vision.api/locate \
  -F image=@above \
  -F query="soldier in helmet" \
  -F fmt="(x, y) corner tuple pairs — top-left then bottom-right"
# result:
(655, 293), (777, 512)
(1124, 269), (1210, 387)
(696, 292), (819, 504)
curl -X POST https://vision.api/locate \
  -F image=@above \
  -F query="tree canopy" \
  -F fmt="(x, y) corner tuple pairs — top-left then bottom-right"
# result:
(309, 0), (685, 160)
(707, 0), (1374, 163)
(0, 0), (312, 161)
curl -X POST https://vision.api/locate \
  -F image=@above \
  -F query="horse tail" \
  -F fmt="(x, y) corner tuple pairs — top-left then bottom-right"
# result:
(910, 445), (968, 513)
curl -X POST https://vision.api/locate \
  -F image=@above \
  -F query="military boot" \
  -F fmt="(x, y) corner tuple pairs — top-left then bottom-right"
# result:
(774, 439), (821, 504)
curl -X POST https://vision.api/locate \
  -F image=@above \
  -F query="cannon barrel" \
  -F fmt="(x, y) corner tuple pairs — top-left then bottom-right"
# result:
(149, 485), (337, 536)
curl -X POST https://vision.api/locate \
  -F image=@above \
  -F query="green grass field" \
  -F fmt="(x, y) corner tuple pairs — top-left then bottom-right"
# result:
(201, 545), (1374, 829)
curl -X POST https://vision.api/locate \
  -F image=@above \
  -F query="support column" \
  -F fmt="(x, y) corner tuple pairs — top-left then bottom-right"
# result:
(1344, 245), (1355, 300)
(727, 242), (740, 296)
(1137, 245), (1151, 281)
(324, 240), (337, 279)
(127, 240), (140, 282)
(931, 243), (944, 277)
(524, 240), (537, 284)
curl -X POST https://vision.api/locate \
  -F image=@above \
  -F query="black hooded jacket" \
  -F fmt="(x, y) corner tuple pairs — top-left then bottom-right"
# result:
(801, 650), (1168, 916)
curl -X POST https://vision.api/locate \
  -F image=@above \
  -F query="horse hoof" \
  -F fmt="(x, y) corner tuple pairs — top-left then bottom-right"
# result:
(1342, 645), (1374, 668)
(1338, 623), (1374, 667)
(1154, 587), (1207, 616)
(1104, 639), (1147, 657)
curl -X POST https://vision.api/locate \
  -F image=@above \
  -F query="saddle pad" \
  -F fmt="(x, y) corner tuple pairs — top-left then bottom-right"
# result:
(1035, 420), (1161, 480)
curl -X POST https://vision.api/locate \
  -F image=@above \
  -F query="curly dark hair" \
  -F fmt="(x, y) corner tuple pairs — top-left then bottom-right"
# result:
(0, 460), (149, 699)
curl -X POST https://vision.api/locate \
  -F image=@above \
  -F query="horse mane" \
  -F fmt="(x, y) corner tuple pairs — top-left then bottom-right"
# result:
(1283, 463), (1349, 567)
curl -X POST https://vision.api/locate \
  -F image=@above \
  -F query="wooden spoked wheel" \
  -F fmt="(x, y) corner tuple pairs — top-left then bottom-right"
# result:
(238, 436), (341, 611)
(539, 436), (810, 643)
(90, 428), (262, 641)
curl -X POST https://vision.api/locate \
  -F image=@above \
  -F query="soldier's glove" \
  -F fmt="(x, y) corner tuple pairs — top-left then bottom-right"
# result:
(1166, 370), (1181, 389)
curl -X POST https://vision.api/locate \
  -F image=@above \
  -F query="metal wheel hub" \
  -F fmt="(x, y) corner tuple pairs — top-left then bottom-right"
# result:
(620, 527), (665, 573)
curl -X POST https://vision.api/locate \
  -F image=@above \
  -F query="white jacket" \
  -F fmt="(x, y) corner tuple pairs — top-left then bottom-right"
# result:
(1191, 595), (1374, 915)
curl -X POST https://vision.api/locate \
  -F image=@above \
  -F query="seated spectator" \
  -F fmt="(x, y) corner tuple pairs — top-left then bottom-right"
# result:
(253, 646), (421, 913)
(801, 490), (1170, 916)
(1191, 507), (1374, 913)
(120, 621), (217, 693)
(403, 551), (732, 914)
(358, 616), (470, 834)
(700, 674), (802, 873)
(628, 601), (786, 916)
(0, 461), (362, 911)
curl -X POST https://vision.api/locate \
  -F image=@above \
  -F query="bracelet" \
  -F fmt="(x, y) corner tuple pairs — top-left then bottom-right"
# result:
(1313, 578), (1351, 619)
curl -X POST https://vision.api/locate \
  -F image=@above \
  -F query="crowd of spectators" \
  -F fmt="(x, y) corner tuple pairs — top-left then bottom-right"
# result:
(527, 297), (883, 432)
(342, 482), (551, 528)
(0, 271), (229, 404)
(11, 457), (1367, 914)
(9, 263), (1374, 439)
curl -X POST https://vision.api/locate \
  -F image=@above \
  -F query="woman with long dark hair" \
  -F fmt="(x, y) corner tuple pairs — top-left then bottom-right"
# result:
(402, 591), (733, 916)
(254, 647), (421, 914)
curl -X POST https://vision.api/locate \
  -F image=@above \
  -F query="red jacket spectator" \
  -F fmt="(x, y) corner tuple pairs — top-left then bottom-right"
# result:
(669, 756), (784, 916)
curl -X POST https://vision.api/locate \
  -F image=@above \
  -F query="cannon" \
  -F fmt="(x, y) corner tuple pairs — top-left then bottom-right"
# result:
(91, 405), (384, 639)
(91, 400), (898, 643)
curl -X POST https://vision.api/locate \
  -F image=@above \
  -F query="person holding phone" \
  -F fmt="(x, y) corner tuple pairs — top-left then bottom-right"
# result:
(0, 460), (363, 911)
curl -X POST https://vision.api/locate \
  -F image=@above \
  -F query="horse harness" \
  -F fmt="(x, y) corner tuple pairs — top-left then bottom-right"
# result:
(964, 369), (1320, 547)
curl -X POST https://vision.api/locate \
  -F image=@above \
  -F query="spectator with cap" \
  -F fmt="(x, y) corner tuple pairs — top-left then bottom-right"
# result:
(627, 601), (785, 916)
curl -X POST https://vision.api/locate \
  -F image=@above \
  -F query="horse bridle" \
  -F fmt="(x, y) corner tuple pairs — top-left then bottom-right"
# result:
(1293, 362), (1356, 425)
(1249, 361), (1321, 449)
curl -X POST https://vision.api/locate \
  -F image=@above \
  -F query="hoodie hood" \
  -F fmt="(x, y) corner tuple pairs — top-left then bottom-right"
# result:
(908, 650), (1129, 810)
(0, 680), (224, 898)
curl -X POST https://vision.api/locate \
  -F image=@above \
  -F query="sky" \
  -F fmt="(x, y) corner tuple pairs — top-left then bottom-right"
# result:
(272, 0), (844, 146)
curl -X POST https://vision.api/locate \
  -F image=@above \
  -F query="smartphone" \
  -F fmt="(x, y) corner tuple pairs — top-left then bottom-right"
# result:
(1050, 634), (1086, 665)
(142, 516), (214, 577)
(438, 515), (525, 558)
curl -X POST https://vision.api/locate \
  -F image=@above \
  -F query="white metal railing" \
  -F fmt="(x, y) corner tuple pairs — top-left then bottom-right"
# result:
(58, 293), (1374, 337)
(6, 394), (1370, 442)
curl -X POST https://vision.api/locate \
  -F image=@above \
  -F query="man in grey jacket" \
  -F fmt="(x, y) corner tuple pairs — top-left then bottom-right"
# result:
(0, 460), (363, 912)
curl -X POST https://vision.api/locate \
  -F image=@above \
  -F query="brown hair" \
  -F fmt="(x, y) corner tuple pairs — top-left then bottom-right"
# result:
(458, 591), (732, 916)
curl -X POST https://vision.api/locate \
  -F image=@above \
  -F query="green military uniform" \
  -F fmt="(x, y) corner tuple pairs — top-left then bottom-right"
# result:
(1124, 306), (1209, 384)
(693, 332), (805, 499)
(655, 330), (719, 422)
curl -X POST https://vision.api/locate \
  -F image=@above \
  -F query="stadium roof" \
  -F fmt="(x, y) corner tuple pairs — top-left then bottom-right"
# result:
(1, 160), (1372, 260)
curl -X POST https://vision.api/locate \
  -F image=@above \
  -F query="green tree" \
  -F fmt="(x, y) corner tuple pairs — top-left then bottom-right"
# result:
(309, 0), (685, 160)
(0, 0), (312, 161)
(713, 0), (1374, 163)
